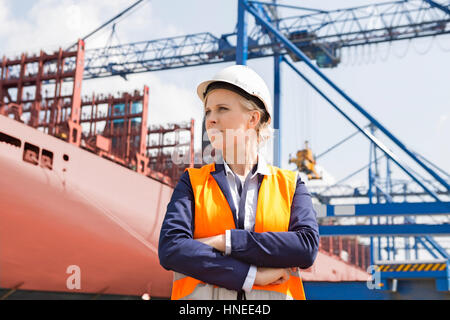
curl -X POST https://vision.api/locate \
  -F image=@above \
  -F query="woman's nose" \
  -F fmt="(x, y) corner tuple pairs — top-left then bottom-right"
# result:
(205, 114), (217, 129)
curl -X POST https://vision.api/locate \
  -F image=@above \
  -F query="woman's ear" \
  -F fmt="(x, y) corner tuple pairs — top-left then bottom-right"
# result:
(248, 111), (261, 128)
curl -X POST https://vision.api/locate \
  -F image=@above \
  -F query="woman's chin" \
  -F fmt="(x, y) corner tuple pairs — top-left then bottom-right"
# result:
(210, 140), (223, 150)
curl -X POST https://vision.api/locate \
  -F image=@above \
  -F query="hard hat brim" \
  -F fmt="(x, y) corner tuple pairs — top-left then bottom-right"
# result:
(196, 80), (215, 102)
(197, 79), (271, 118)
(197, 78), (251, 103)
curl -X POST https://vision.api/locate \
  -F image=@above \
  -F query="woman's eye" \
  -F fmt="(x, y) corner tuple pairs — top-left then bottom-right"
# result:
(219, 107), (227, 111)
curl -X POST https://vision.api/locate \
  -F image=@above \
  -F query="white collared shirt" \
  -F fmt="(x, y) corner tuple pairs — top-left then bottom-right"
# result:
(221, 154), (272, 293)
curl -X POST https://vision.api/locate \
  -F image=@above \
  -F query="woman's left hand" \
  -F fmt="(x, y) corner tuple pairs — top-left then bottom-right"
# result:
(196, 234), (226, 253)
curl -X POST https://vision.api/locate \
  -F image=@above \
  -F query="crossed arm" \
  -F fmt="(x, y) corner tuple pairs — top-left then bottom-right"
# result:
(158, 171), (319, 291)
(195, 235), (299, 286)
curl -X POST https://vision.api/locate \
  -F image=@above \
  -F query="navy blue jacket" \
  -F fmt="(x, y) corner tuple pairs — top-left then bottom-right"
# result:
(158, 163), (319, 292)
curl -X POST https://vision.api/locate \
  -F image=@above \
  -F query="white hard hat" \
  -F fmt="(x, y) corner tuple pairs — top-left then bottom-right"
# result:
(197, 65), (272, 122)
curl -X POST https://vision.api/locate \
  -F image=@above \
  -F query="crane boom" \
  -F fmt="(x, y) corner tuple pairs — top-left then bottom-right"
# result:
(79, 0), (450, 79)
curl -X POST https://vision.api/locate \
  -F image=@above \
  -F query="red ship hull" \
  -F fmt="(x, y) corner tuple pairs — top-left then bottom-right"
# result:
(0, 115), (174, 298)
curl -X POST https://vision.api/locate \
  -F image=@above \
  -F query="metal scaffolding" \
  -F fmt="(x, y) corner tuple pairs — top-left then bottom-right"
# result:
(0, 40), (85, 146)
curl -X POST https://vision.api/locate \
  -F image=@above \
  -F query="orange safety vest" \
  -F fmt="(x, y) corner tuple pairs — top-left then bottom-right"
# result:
(171, 162), (306, 300)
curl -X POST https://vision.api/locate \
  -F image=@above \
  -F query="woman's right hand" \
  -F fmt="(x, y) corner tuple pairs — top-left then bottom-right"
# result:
(254, 267), (290, 286)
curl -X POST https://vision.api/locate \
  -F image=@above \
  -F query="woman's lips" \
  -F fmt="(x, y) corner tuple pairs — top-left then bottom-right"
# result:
(207, 128), (223, 135)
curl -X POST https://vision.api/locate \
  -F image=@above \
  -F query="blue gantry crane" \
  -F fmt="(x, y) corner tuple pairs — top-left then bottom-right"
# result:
(74, 0), (450, 299)
(79, 1), (450, 77)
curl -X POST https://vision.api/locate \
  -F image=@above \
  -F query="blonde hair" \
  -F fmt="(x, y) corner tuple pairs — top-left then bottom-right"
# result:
(237, 96), (273, 146)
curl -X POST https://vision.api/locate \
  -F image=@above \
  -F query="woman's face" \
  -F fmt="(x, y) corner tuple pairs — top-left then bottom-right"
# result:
(204, 88), (260, 158)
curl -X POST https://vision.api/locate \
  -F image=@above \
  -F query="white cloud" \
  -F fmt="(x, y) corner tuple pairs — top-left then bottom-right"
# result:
(1, 0), (103, 55)
(0, 1), (9, 33)
(437, 113), (448, 133)
(0, 0), (181, 54)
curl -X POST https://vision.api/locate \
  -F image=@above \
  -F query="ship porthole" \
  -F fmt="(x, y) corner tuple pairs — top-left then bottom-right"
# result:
(63, 154), (69, 161)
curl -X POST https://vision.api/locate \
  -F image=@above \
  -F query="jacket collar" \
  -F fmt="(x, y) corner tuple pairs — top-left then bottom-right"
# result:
(215, 150), (271, 177)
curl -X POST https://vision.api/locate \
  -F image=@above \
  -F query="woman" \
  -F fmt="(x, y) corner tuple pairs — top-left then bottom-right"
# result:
(158, 65), (319, 300)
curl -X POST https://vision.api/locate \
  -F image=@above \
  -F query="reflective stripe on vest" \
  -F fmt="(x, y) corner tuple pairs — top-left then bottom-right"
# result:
(171, 162), (306, 300)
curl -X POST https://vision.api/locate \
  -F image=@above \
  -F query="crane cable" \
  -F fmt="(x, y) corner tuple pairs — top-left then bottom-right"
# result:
(341, 33), (450, 67)
(66, 0), (150, 50)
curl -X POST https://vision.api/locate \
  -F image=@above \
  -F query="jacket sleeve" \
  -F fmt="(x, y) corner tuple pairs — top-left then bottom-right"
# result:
(229, 174), (320, 269)
(158, 170), (251, 291)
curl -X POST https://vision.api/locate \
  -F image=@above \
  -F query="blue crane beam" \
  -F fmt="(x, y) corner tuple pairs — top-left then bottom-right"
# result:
(80, 0), (450, 79)
(314, 201), (450, 217)
(237, 0), (249, 65)
(319, 224), (450, 236)
(423, 0), (450, 15)
(82, 32), (223, 79)
(253, 0), (450, 47)
(310, 189), (450, 201)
